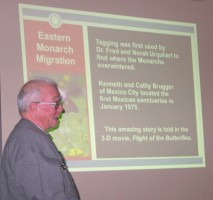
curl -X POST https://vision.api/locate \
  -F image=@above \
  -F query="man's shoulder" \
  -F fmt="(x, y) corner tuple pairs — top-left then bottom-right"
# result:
(13, 119), (40, 136)
(7, 118), (46, 146)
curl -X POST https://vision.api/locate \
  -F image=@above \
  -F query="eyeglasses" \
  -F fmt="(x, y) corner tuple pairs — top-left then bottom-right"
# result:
(34, 99), (63, 110)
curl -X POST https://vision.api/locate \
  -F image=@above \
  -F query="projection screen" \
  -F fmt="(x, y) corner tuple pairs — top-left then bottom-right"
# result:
(18, 4), (205, 172)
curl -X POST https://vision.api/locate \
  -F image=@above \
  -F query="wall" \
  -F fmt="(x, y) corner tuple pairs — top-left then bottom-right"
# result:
(1, 0), (213, 200)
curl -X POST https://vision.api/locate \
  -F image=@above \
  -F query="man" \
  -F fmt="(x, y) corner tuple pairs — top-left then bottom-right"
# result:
(0, 78), (80, 200)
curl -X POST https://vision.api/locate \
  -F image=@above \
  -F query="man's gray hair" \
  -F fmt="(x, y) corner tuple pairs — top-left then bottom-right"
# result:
(17, 77), (58, 114)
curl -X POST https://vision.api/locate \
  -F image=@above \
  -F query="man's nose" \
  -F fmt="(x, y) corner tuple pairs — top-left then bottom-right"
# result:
(58, 104), (65, 113)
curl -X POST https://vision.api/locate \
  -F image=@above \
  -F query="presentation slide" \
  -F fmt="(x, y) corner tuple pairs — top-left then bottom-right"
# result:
(19, 4), (205, 171)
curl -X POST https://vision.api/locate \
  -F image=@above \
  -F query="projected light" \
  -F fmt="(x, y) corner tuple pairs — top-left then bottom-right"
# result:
(19, 4), (205, 172)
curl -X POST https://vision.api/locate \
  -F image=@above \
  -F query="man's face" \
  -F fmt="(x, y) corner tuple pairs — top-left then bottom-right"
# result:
(34, 84), (64, 131)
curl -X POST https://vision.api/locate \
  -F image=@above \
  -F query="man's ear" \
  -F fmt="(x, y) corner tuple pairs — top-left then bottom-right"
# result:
(29, 102), (37, 111)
